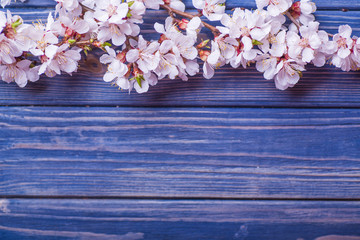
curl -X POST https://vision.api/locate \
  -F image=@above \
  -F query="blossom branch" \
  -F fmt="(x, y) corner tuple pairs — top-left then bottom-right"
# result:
(0, 0), (358, 94)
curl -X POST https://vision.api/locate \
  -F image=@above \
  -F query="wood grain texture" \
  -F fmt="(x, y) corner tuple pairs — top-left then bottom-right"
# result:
(1, 9), (360, 107)
(6, 0), (360, 9)
(1, 107), (359, 198)
(1, 2), (359, 238)
(1, 199), (360, 240)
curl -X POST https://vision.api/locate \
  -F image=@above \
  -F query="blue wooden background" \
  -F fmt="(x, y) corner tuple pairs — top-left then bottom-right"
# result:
(1, 1), (360, 239)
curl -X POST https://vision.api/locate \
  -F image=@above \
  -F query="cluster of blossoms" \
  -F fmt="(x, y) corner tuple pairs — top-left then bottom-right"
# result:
(0, 0), (359, 93)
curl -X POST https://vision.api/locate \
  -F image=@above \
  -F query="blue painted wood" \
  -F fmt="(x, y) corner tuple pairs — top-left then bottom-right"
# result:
(0, 1), (359, 238)
(1, 107), (360, 198)
(1, 199), (360, 240)
(1, 9), (360, 107)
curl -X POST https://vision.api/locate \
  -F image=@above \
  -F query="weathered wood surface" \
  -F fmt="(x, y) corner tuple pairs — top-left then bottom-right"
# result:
(1, 1), (360, 239)
(0, 10), (360, 107)
(1, 107), (359, 198)
(1, 199), (360, 240)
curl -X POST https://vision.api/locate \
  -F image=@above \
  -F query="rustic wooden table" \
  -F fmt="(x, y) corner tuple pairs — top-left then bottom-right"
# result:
(1, 0), (360, 239)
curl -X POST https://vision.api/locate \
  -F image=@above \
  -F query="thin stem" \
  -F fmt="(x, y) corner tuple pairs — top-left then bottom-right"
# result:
(285, 11), (301, 31)
(285, 11), (334, 38)
(80, 2), (94, 12)
(160, 4), (219, 35)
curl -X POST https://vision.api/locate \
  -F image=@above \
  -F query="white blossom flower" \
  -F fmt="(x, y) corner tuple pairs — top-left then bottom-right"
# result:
(351, 38), (360, 70)
(0, 60), (39, 87)
(207, 35), (238, 66)
(201, 41), (227, 79)
(0, 11), (6, 32)
(136, 0), (163, 10)
(126, 35), (160, 73)
(256, 0), (292, 17)
(97, 22), (131, 46)
(29, 13), (59, 57)
(154, 16), (199, 79)
(39, 44), (82, 77)
(274, 59), (306, 90)
(220, 9), (271, 41)
(127, 1), (146, 24)
(92, 1), (141, 46)
(51, 15), (90, 37)
(185, 17), (202, 40)
(0, 34), (22, 64)
(93, 0), (128, 24)
(1, 0), (25, 8)
(0, 0), (10, 8)
(256, 54), (279, 80)
(80, 0), (96, 8)
(171, 32), (198, 65)
(289, 0), (316, 26)
(154, 16), (178, 38)
(267, 30), (287, 57)
(131, 72), (158, 93)
(167, 0), (185, 12)
(181, 60), (199, 80)
(100, 46), (129, 87)
(256, 54), (306, 90)
(331, 25), (355, 71)
(1, 11), (34, 53)
(287, 21), (322, 63)
(192, 0), (225, 21)
(56, 0), (79, 12)
(154, 40), (179, 79)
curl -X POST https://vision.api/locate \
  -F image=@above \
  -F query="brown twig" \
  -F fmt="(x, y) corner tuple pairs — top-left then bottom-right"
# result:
(160, 4), (219, 35)
(285, 11), (334, 38)
(80, 2), (94, 13)
(285, 11), (301, 31)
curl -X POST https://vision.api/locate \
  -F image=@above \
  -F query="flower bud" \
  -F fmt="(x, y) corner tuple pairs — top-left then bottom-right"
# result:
(289, 1), (301, 19)
(116, 51), (126, 63)
(199, 50), (211, 62)
(159, 34), (168, 43)
(65, 27), (74, 38)
(197, 39), (210, 49)
(178, 19), (189, 30)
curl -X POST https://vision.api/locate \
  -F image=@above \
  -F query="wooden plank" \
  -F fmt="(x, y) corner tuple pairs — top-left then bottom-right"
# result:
(1, 9), (360, 107)
(5, 0), (360, 10)
(1, 106), (360, 198)
(1, 199), (360, 240)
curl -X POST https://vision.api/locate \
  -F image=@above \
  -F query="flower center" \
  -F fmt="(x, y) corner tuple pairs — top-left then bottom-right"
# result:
(37, 38), (48, 51)
(269, 0), (280, 5)
(6, 64), (18, 79)
(107, 4), (118, 17)
(204, 2), (216, 14)
(240, 27), (250, 37)
(56, 53), (68, 65)
(0, 40), (12, 54)
(337, 37), (348, 48)
(110, 24), (121, 36)
(299, 38), (310, 48)
(268, 35), (277, 44)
